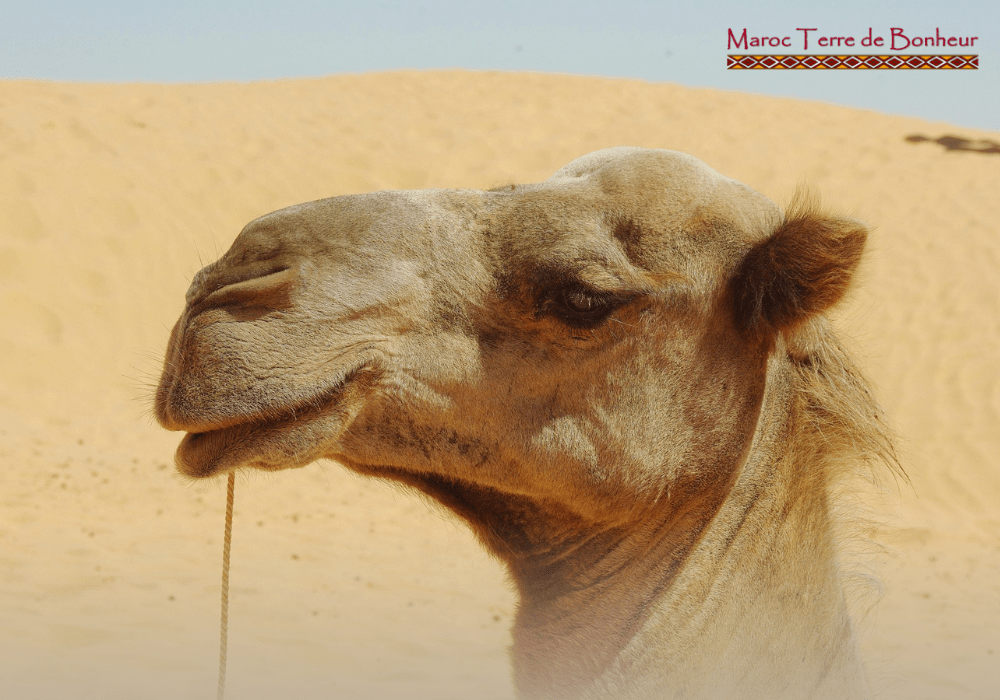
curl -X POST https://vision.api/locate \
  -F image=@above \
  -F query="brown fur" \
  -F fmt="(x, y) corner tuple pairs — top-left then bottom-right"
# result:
(155, 148), (898, 699)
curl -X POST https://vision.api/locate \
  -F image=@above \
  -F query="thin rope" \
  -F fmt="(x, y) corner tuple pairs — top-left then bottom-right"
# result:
(218, 471), (236, 700)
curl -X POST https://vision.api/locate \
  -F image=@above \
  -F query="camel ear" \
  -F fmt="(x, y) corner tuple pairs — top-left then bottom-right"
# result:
(732, 202), (867, 339)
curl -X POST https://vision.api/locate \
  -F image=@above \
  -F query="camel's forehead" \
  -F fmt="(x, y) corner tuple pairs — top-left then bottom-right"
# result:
(544, 147), (780, 237)
(488, 148), (782, 274)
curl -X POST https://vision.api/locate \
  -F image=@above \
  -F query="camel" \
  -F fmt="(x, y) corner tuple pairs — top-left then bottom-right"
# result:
(905, 133), (1000, 155)
(156, 147), (897, 699)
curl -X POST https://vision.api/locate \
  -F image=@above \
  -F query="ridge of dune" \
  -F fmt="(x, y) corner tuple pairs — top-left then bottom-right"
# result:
(0, 70), (997, 699)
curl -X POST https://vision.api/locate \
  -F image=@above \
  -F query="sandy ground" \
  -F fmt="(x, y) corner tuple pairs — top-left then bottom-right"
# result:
(0, 70), (997, 700)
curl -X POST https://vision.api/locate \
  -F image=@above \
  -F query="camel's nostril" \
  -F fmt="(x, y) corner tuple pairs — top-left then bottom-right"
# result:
(191, 266), (298, 315)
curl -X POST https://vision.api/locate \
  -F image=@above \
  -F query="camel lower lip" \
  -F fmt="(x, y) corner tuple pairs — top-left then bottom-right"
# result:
(174, 409), (339, 478)
(176, 418), (279, 478)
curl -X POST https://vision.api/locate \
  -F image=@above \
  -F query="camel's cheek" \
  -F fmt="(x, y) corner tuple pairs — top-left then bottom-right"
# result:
(329, 397), (502, 483)
(530, 416), (601, 474)
(672, 336), (770, 487)
(538, 330), (766, 511)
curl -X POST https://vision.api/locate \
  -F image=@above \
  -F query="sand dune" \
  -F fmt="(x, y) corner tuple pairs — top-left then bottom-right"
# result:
(0, 70), (997, 699)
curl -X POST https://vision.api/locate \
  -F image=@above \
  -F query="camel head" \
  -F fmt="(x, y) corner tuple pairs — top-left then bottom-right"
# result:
(156, 147), (866, 546)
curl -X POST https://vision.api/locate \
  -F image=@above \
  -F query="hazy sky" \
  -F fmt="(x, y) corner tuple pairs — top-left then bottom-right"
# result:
(2, 0), (996, 131)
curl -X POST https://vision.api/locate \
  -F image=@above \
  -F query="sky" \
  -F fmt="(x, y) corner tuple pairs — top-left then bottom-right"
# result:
(1, 0), (996, 132)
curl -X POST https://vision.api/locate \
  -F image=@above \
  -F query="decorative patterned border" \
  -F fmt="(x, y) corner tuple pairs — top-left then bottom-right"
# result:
(727, 55), (979, 69)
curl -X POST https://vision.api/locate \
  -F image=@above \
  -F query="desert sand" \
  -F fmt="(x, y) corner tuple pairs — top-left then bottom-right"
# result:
(0, 70), (997, 700)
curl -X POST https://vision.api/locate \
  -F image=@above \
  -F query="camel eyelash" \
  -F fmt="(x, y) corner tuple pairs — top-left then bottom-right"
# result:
(538, 285), (631, 328)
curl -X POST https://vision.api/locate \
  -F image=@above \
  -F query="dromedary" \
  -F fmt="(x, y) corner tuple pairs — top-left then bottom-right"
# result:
(156, 148), (896, 699)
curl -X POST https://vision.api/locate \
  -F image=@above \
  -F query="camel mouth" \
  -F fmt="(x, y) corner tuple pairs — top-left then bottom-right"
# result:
(174, 363), (376, 478)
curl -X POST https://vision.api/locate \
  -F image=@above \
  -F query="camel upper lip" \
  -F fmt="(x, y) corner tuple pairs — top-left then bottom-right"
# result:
(164, 361), (371, 436)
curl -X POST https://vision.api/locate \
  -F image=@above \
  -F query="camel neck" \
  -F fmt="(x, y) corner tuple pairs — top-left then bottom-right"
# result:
(506, 366), (867, 700)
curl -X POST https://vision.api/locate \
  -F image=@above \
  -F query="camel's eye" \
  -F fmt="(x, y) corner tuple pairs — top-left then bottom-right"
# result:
(564, 288), (601, 313)
(550, 286), (618, 328)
